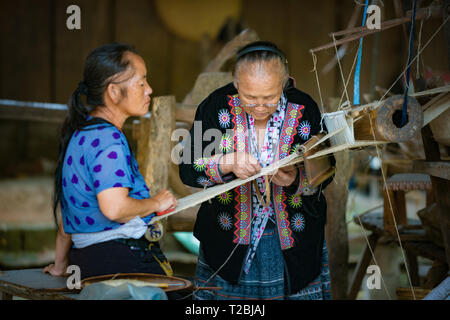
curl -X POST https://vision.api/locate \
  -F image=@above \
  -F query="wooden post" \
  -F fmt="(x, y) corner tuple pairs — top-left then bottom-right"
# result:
(324, 149), (352, 299)
(421, 125), (450, 267)
(144, 96), (176, 195)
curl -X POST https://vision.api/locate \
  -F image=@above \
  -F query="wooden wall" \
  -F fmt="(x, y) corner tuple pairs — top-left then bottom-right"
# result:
(0, 0), (448, 175)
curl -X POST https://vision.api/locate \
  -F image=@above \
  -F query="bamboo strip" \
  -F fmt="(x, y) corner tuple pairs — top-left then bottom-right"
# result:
(150, 152), (302, 223)
(422, 94), (450, 126)
(410, 85), (450, 97)
(150, 139), (386, 224)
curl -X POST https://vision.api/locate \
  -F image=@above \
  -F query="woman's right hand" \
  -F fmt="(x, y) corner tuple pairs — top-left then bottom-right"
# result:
(219, 152), (261, 179)
(152, 189), (178, 212)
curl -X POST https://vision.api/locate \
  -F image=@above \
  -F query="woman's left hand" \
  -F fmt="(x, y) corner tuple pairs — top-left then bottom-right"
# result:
(269, 165), (298, 187)
(43, 262), (69, 277)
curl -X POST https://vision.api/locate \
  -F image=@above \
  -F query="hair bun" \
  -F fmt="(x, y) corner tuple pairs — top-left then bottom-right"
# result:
(78, 81), (89, 95)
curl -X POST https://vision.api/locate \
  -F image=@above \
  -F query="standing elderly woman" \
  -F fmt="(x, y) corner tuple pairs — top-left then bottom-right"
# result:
(43, 43), (177, 280)
(179, 41), (335, 300)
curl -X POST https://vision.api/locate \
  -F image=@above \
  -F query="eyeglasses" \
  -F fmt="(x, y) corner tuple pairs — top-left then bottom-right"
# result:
(241, 103), (279, 108)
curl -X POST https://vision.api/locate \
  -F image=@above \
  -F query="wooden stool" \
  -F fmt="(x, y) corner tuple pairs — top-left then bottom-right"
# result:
(348, 173), (433, 299)
(383, 173), (433, 236)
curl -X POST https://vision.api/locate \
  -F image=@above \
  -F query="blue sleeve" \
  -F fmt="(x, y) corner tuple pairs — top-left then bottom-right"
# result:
(88, 143), (134, 194)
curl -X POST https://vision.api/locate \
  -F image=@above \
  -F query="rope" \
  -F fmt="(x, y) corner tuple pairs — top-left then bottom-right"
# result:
(344, 158), (392, 299)
(305, 12), (449, 301)
(311, 51), (325, 113)
(353, 0), (369, 106)
(355, 213), (393, 299)
(401, 0), (418, 127)
(368, 115), (417, 300)
(416, 19), (424, 80)
(179, 174), (277, 300)
(339, 43), (362, 109)
(376, 15), (450, 109)
(333, 34), (351, 108)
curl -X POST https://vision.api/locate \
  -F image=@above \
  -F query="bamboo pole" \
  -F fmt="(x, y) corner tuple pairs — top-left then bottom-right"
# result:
(311, 6), (442, 54)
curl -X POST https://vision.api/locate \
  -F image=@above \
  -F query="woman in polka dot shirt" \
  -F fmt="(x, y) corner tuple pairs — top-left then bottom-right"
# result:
(43, 43), (177, 280)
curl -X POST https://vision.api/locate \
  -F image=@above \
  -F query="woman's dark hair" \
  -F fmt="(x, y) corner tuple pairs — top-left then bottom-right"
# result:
(53, 42), (137, 226)
(234, 41), (289, 87)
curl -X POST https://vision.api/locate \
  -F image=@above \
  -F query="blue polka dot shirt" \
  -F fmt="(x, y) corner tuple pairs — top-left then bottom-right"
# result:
(61, 120), (152, 234)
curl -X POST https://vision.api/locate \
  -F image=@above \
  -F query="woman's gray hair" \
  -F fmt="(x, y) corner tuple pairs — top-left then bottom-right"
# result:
(233, 41), (289, 88)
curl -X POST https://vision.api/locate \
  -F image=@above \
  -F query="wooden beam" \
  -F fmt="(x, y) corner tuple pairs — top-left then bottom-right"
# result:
(422, 93), (450, 126)
(412, 161), (450, 180)
(311, 6), (442, 53)
(421, 125), (450, 267)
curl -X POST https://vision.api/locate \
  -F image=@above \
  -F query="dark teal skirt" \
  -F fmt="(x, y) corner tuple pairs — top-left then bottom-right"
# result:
(193, 223), (331, 300)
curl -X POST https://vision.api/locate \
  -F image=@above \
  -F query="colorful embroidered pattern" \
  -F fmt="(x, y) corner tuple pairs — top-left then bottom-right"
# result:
(234, 184), (252, 244)
(299, 120), (311, 140)
(228, 94), (253, 245)
(229, 95), (248, 153)
(193, 157), (207, 172)
(196, 176), (213, 187)
(219, 134), (233, 153)
(218, 109), (231, 128)
(278, 103), (305, 159)
(291, 213), (306, 232)
(273, 185), (294, 249)
(205, 155), (223, 184)
(217, 191), (232, 205)
(218, 212), (233, 231)
(272, 102), (305, 250)
(288, 193), (302, 208)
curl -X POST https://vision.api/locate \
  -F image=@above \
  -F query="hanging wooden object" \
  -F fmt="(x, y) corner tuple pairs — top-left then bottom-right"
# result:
(297, 133), (336, 188)
(353, 95), (423, 143)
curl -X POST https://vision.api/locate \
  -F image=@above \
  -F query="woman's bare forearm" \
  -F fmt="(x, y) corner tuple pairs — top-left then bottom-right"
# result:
(110, 196), (160, 224)
(97, 188), (177, 224)
(55, 222), (72, 270)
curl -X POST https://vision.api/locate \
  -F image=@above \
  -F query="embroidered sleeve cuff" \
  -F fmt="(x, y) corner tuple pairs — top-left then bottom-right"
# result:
(205, 154), (225, 184)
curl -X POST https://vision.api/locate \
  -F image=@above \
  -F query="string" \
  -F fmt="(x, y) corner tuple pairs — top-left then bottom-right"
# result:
(333, 33), (351, 108)
(368, 115), (417, 300)
(355, 213), (393, 299)
(376, 15), (450, 109)
(310, 13), (450, 300)
(353, 0), (369, 106)
(179, 173), (277, 300)
(311, 51), (325, 113)
(344, 157), (393, 299)
(416, 19), (424, 80)
(401, 0), (418, 127)
(338, 42), (362, 110)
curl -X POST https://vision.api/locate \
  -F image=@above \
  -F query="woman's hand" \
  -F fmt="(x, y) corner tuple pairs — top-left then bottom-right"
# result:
(43, 262), (69, 277)
(219, 152), (262, 179)
(152, 189), (178, 212)
(42, 222), (72, 277)
(269, 165), (298, 187)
